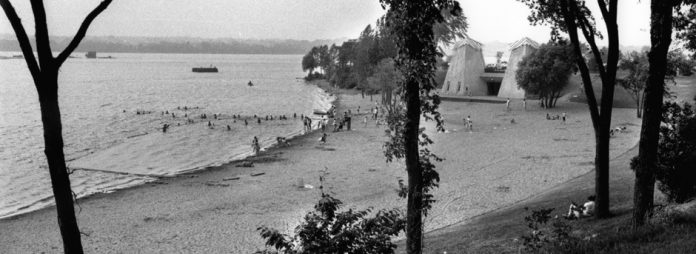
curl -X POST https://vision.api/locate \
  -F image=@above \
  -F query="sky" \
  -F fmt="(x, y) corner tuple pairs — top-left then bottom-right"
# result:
(0, 0), (651, 46)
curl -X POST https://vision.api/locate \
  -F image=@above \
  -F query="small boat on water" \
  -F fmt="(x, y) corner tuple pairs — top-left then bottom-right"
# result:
(192, 65), (218, 73)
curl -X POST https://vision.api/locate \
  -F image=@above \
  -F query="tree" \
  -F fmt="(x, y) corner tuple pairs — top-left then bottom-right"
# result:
(302, 47), (318, 76)
(367, 58), (401, 105)
(0, 0), (113, 253)
(619, 50), (680, 119)
(632, 0), (696, 227)
(516, 42), (577, 108)
(619, 51), (650, 118)
(585, 46), (611, 72)
(518, 0), (621, 219)
(652, 101), (696, 203)
(379, 1), (461, 253)
(496, 51), (504, 66)
(675, 3), (696, 58)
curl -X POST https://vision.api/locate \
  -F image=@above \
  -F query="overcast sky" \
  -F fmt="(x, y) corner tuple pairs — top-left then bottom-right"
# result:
(0, 0), (650, 45)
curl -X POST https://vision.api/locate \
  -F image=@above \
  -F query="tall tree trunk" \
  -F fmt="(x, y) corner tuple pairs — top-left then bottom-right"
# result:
(561, 0), (615, 219)
(404, 76), (423, 253)
(633, 0), (673, 227)
(38, 69), (84, 253)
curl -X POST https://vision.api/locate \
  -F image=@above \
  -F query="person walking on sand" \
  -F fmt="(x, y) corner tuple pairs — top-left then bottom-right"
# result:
(346, 110), (352, 131)
(562, 112), (567, 124)
(363, 115), (368, 128)
(506, 98), (510, 111)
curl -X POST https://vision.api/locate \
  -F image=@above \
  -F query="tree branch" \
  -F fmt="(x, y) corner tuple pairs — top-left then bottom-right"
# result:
(30, 0), (53, 68)
(596, 0), (610, 21)
(562, 0), (601, 132)
(0, 0), (41, 83)
(55, 0), (112, 65)
(577, 13), (607, 77)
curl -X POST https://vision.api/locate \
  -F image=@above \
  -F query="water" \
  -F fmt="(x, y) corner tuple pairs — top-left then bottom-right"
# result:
(0, 53), (333, 219)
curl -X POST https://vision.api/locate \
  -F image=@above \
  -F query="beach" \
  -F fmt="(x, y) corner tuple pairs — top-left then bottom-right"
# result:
(0, 90), (642, 253)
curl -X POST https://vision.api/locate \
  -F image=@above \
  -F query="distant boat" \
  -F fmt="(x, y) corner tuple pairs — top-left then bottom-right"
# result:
(85, 51), (97, 58)
(192, 65), (218, 73)
(247, 81), (254, 87)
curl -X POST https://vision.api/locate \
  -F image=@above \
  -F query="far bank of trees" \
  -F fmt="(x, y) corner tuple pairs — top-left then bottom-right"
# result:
(301, 12), (462, 98)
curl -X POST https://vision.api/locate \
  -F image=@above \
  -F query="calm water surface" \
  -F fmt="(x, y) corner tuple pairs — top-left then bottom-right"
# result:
(0, 53), (333, 218)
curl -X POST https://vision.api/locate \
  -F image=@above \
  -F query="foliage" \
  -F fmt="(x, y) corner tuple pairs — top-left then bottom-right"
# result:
(585, 46), (608, 72)
(520, 207), (575, 252)
(515, 41), (577, 108)
(367, 58), (402, 105)
(653, 101), (696, 203)
(667, 49), (696, 76)
(256, 186), (405, 253)
(675, 1), (696, 59)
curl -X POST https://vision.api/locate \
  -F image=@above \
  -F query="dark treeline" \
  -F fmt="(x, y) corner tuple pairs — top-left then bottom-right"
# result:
(302, 16), (451, 97)
(302, 17), (397, 89)
(0, 36), (340, 55)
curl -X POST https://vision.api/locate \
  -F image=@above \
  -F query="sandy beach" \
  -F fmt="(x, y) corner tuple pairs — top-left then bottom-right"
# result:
(0, 90), (642, 253)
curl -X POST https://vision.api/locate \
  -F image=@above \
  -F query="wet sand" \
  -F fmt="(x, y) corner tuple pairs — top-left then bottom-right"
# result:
(0, 93), (641, 253)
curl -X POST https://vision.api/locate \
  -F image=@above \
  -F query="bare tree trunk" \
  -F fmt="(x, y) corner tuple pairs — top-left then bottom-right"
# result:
(38, 69), (84, 254)
(633, 0), (673, 227)
(1, 1), (112, 252)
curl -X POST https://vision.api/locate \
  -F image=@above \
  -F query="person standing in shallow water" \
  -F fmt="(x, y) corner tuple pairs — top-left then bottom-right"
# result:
(251, 136), (260, 155)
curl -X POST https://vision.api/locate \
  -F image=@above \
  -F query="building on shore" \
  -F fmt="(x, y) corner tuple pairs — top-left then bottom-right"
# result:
(497, 37), (540, 99)
(440, 37), (487, 96)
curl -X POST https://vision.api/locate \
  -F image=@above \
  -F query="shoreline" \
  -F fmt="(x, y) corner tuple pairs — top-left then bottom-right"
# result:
(1, 82), (337, 221)
(0, 81), (643, 253)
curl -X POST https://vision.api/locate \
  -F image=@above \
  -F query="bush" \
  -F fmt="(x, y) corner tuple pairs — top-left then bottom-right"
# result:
(654, 101), (696, 203)
(304, 72), (325, 81)
(520, 207), (575, 252)
(255, 192), (404, 254)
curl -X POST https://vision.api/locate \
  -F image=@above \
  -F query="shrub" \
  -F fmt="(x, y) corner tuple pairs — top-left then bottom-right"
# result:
(520, 207), (575, 252)
(256, 191), (404, 253)
(654, 101), (696, 203)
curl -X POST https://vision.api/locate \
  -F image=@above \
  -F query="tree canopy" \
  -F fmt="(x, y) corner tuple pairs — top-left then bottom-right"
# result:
(516, 41), (577, 108)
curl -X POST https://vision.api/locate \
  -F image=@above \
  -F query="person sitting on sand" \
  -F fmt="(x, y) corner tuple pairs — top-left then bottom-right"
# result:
(227, 125), (231, 131)
(257, 118), (261, 124)
(566, 195), (596, 219)
(546, 113), (551, 120)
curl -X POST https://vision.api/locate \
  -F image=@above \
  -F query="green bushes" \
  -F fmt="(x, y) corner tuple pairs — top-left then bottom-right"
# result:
(256, 192), (404, 254)
(652, 101), (696, 203)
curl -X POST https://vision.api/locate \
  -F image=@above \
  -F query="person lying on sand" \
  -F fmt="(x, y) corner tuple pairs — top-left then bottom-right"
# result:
(566, 195), (596, 219)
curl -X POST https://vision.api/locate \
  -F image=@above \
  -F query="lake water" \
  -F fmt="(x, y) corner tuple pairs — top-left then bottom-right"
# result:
(0, 53), (333, 219)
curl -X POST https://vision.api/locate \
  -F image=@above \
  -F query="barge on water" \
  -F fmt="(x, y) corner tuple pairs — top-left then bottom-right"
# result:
(192, 65), (218, 73)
